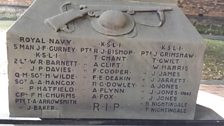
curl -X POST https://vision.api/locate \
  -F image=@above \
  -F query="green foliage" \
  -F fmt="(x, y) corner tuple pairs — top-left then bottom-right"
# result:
(0, 10), (18, 20)
(203, 39), (224, 80)
(195, 24), (224, 36)
(0, 21), (14, 31)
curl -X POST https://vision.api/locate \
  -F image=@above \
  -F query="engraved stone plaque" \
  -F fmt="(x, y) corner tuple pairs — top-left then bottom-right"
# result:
(7, 0), (205, 119)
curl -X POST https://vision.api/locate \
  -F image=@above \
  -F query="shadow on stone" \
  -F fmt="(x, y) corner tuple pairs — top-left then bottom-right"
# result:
(195, 104), (223, 120)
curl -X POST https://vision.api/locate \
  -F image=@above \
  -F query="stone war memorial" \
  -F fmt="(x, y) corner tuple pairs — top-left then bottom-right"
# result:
(7, 0), (205, 119)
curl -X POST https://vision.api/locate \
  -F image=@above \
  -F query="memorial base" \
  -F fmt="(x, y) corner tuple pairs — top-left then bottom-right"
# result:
(0, 104), (223, 125)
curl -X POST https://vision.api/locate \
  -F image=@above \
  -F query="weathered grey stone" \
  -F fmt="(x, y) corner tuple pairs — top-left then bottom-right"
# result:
(7, 0), (205, 119)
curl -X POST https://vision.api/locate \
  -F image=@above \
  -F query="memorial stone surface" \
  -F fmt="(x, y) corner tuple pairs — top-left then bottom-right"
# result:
(7, 0), (205, 119)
